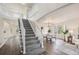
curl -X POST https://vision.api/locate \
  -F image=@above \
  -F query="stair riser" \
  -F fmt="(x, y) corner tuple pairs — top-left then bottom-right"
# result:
(23, 25), (30, 26)
(24, 27), (31, 28)
(26, 44), (41, 52)
(25, 30), (34, 32)
(22, 21), (29, 24)
(26, 41), (40, 46)
(25, 32), (34, 34)
(25, 29), (33, 30)
(25, 29), (32, 30)
(22, 21), (29, 23)
(23, 22), (30, 24)
(25, 35), (35, 37)
(25, 28), (32, 29)
(25, 37), (37, 41)
(26, 46), (40, 52)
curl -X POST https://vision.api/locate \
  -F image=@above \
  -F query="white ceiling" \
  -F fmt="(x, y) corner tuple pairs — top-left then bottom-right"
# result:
(0, 3), (68, 20)
(28, 3), (68, 21)
(0, 3), (33, 20)
(38, 3), (79, 24)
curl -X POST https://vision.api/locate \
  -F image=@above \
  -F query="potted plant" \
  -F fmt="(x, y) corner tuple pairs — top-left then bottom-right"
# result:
(62, 30), (69, 41)
(48, 29), (51, 33)
(41, 27), (43, 33)
(58, 26), (69, 42)
(41, 27), (43, 30)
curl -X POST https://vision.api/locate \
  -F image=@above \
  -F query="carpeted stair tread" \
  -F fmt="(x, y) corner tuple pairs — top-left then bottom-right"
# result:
(25, 31), (34, 34)
(25, 29), (33, 31)
(26, 45), (41, 52)
(26, 43), (41, 49)
(25, 37), (37, 41)
(26, 39), (40, 45)
(26, 48), (45, 55)
(25, 34), (35, 37)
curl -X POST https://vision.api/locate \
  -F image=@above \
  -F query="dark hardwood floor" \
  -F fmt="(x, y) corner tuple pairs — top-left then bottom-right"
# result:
(0, 44), (20, 55)
(0, 38), (78, 55)
(43, 39), (68, 55)
(0, 39), (21, 55)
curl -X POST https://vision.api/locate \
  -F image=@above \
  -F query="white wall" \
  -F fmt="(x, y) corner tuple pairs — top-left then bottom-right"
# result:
(36, 4), (79, 40)
(0, 17), (20, 49)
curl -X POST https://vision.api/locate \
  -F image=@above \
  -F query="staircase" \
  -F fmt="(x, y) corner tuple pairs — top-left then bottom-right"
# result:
(22, 19), (46, 55)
